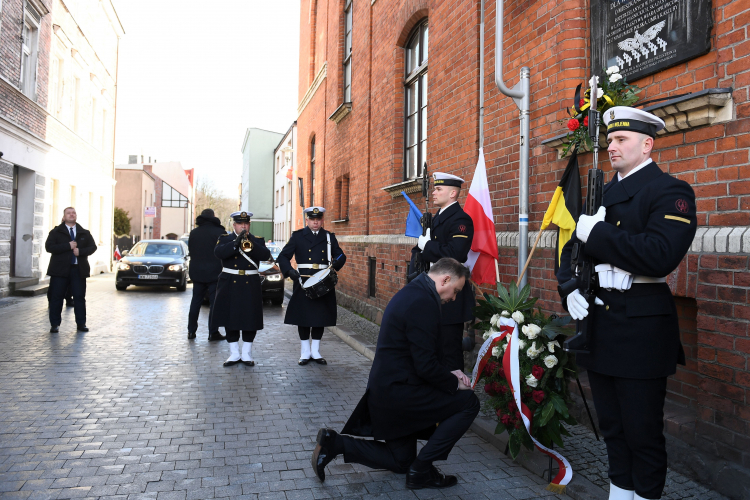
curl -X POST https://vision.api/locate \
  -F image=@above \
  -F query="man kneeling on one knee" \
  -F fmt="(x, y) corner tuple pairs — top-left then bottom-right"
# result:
(311, 257), (479, 490)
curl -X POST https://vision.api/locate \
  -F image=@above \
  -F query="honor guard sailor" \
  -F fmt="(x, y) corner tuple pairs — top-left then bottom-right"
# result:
(211, 211), (271, 367)
(557, 107), (697, 500)
(277, 207), (347, 365)
(410, 172), (475, 371)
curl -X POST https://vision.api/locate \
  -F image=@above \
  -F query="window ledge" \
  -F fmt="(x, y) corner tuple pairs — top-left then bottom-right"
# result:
(329, 102), (352, 123)
(541, 88), (734, 159)
(381, 178), (423, 198)
(332, 216), (350, 223)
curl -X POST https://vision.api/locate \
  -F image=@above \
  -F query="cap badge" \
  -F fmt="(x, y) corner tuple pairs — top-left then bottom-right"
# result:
(241, 212), (247, 217)
(610, 110), (615, 120)
(313, 208), (319, 214)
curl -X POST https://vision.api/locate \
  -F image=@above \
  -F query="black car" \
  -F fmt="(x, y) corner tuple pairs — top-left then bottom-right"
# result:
(259, 260), (284, 305)
(116, 240), (190, 291)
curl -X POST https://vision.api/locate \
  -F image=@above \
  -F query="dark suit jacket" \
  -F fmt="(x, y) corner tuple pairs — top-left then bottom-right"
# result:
(45, 223), (98, 278)
(342, 274), (465, 441)
(557, 161), (697, 378)
(187, 215), (225, 283)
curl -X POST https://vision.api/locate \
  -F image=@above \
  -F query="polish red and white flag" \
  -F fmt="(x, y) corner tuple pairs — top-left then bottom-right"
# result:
(114, 246), (121, 261)
(464, 148), (498, 285)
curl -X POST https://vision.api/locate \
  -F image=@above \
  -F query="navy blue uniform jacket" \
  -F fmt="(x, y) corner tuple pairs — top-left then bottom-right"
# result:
(277, 227), (346, 327)
(342, 274), (475, 441)
(210, 232), (270, 331)
(557, 161), (697, 379)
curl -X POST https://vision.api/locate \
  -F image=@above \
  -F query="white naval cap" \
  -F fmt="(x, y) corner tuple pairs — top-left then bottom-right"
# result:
(603, 106), (665, 138)
(230, 211), (253, 222)
(433, 172), (465, 187)
(303, 206), (326, 218)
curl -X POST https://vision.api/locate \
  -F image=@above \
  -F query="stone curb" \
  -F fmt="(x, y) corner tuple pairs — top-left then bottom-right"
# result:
(294, 285), (611, 500)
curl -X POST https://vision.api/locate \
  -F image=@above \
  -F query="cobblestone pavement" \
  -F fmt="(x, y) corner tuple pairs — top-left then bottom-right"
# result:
(0, 275), (570, 500)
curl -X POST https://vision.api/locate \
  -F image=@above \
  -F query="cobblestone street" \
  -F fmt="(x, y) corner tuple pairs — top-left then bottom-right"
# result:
(0, 275), (570, 500)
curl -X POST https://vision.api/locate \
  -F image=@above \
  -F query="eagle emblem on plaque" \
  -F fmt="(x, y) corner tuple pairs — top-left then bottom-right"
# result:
(615, 20), (667, 69)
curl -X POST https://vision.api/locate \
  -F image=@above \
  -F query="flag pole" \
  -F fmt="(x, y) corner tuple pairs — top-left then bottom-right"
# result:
(494, 258), (500, 284)
(516, 228), (545, 286)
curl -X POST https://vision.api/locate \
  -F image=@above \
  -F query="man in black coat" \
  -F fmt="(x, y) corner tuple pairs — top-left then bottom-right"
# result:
(187, 208), (226, 341)
(45, 207), (98, 333)
(557, 107), (697, 500)
(410, 172), (475, 371)
(311, 258), (479, 490)
(211, 211), (270, 367)
(277, 207), (346, 365)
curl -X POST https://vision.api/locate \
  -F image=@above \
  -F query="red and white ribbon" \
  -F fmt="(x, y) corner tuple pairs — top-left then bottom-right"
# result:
(471, 317), (573, 493)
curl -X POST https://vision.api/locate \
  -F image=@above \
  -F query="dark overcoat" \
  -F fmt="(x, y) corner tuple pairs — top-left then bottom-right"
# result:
(342, 274), (473, 441)
(45, 223), (98, 278)
(557, 161), (697, 379)
(277, 227), (346, 327)
(210, 232), (271, 331)
(187, 214), (225, 283)
(410, 202), (476, 325)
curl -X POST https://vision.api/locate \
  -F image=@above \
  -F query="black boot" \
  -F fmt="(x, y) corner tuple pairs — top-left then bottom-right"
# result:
(208, 331), (226, 341)
(405, 465), (458, 490)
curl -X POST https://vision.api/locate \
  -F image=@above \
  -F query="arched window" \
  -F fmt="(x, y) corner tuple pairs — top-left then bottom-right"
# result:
(404, 20), (428, 180)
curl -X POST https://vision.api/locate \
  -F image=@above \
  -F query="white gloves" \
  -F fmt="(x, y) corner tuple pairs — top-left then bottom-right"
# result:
(595, 264), (633, 291)
(418, 229), (431, 250)
(576, 206), (606, 243)
(566, 289), (604, 320)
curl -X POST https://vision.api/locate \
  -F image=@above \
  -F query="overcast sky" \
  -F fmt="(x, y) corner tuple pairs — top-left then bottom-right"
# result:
(111, 0), (300, 198)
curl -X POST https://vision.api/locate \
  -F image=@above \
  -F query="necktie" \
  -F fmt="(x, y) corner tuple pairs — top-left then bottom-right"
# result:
(69, 227), (76, 264)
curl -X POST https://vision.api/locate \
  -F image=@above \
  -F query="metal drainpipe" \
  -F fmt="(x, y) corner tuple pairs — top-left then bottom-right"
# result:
(494, 0), (530, 289)
(479, 0), (485, 149)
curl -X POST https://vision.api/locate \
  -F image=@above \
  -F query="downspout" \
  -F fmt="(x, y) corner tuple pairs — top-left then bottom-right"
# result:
(479, 0), (484, 149)
(494, 0), (530, 288)
(111, 34), (121, 270)
(366, 2), (372, 235)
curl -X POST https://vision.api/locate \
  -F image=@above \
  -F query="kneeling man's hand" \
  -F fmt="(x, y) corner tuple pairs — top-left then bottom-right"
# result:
(452, 370), (471, 390)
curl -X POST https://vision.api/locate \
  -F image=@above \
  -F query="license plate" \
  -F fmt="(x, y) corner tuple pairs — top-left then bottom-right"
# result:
(138, 275), (159, 280)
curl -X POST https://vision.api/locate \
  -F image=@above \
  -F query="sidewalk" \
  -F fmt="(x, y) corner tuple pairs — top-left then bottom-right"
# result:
(323, 293), (732, 500)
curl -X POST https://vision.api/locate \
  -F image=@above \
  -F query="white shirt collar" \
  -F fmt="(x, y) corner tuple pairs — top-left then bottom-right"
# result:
(617, 158), (653, 181)
(438, 201), (458, 215)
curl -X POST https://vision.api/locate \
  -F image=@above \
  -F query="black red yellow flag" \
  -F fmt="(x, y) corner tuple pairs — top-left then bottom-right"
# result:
(541, 149), (582, 271)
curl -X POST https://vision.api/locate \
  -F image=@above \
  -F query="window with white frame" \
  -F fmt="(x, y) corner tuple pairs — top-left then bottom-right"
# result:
(404, 20), (428, 180)
(20, 2), (41, 99)
(343, 0), (352, 102)
(161, 182), (188, 208)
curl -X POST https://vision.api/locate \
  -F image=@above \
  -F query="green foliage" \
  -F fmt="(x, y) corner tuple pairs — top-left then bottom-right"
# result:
(114, 207), (131, 236)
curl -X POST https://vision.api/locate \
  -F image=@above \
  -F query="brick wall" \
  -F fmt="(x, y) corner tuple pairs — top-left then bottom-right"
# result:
(297, 0), (750, 480)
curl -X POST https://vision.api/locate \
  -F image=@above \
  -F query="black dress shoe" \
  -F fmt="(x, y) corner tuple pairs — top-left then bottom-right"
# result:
(405, 465), (458, 490)
(208, 332), (226, 341)
(50, 325), (59, 333)
(187, 331), (196, 340)
(298, 357), (311, 366)
(77, 325), (89, 332)
(242, 359), (255, 367)
(223, 359), (241, 367)
(312, 357), (327, 365)
(311, 428), (339, 482)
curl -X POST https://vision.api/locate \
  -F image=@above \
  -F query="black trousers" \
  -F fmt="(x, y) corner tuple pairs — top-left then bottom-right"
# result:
(342, 391), (480, 473)
(226, 330), (257, 343)
(298, 326), (324, 340)
(188, 281), (217, 334)
(442, 323), (465, 371)
(48, 265), (86, 327)
(588, 370), (668, 500)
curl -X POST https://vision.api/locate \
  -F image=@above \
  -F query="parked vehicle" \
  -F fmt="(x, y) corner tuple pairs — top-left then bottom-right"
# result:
(259, 261), (284, 305)
(115, 240), (190, 291)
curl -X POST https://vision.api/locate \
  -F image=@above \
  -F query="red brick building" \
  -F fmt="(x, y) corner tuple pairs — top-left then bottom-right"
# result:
(295, 0), (749, 495)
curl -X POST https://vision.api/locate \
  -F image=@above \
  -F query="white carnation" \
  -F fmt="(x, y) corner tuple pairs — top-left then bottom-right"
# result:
(606, 65), (620, 75)
(526, 347), (540, 359)
(596, 87), (605, 98)
(517, 339), (526, 350)
(522, 324), (541, 339)
(501, 310), (511, 317)
(543, 355), (559, 368)
(525, 374), (539, 388)
(609, 73), (622, 83)
(512, 311), (525, 324)
(548, 340), (560, 353)
(490, 314), (501, 327)
(588, 75), (599, 88)
(492, 346), (501, 358)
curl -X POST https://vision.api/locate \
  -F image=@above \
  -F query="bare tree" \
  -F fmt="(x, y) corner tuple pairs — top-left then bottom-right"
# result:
(194, 177), (237, 228)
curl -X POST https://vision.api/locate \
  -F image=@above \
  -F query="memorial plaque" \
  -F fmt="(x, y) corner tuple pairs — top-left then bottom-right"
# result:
(591, 0), (712, 83)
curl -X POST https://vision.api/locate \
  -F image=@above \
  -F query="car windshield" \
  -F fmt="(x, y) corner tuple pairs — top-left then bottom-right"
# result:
(129, 242), (184, 257)
(267, 245), (281, 260)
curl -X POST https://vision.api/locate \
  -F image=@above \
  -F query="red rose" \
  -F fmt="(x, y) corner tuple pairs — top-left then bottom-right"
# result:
(500, 414), (512, 425)
(508, 400), (518, 412)
(532, 365), (545, 380)
(567, 118), (579, 131)
(484, 361), (498, 377)
(484, 383), (495, 396)
(583, 116), (589, 127)
(499, 383), (508, 394)
(579, 99), (585, 107)
(532, 390), (545, 404)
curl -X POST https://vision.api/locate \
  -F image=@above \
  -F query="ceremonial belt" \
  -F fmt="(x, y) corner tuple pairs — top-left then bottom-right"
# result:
(222, 268), (258, 275)
(632, 276), (666, 284)
(297, 263), (328, 269)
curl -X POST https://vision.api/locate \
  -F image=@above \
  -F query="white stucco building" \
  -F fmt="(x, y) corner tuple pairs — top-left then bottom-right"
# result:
(272, 122), (296, 246)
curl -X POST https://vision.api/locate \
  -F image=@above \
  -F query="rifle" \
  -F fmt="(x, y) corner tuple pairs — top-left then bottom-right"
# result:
(406, 163), (432, 282)
(562, 82), (605, 354)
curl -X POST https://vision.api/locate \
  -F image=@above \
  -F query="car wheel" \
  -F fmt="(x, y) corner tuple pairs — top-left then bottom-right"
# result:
(271, 297), (283, 306)
(176, 279), (187, 292)
(116, 284), (128, 291)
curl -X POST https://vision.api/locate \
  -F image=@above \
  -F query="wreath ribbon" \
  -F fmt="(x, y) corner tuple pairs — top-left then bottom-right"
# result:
(570, 82), (614, 118)
(471, 317), (573, 493)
